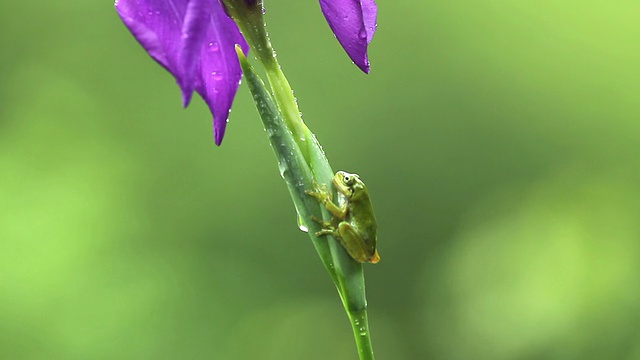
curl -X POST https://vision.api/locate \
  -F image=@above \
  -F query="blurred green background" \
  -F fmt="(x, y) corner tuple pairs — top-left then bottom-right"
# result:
(1, 1), (639, 359)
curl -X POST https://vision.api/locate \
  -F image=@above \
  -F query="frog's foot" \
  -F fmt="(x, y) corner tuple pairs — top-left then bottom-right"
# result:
(305, 183), (332, 204)
(310, 216), (337, 237)
(315, 229), (338, 237)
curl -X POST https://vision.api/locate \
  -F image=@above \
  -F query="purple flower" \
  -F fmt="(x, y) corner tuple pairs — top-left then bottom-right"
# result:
(115, 0), (378, 145)
(115, 0), (249, 145)
(319, 0), (378, 73)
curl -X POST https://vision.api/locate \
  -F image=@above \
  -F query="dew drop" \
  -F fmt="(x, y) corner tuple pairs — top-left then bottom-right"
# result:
(297, 214), (309, 233)
(211, 71), (223, 81)
(359, 327), (367, 336)
(208, 42), (219, 52)
(277, 161), (287, 178)
(358, 29), (367, 39)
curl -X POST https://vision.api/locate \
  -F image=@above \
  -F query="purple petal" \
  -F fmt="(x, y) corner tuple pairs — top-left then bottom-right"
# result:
(115, 0), (248, 145)
(361, 0), (377, 45)
(194, 0), (249, 145)
(115, 0), (185, 71)
(179, 0), (215, 107)
(319, 0), (378, 73)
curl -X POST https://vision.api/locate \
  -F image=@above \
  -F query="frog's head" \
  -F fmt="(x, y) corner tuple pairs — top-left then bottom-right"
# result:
(333, 171), (365, 199)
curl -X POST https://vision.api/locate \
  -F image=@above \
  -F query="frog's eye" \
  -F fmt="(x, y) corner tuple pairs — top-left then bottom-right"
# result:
(343, 175), (355, 185)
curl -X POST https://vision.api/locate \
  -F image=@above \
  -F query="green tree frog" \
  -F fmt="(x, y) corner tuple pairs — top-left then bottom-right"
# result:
(306, 171), (380, 264)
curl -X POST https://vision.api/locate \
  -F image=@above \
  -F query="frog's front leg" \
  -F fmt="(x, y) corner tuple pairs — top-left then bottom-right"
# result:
(306, 183), (348, 219)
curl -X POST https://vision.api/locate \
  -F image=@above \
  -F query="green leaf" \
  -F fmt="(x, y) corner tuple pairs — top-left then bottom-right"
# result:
(236, 47), (336, 283)
(237, 47), (375, 360)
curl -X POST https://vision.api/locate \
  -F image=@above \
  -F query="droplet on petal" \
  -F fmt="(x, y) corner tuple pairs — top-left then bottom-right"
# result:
(208, 42), (219, 52)
(211, 71), (224, 81)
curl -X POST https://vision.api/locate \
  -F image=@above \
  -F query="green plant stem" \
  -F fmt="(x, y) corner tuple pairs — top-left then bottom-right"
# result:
(222, 0), (308, 154)
(349, 310), (375, 360)
(227, 2), (376, 358)
(238, 49), (375, 360)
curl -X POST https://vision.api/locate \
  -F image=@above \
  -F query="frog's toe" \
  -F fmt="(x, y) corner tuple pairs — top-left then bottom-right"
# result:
(310, 215), (322, 223)
(315, 229), (335, 237)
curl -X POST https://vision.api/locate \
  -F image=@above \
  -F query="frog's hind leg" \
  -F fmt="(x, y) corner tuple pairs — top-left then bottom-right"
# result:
(315, 228), (338, 237)
(310, 216), (337, 237)
(336, 222), (372, 263)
